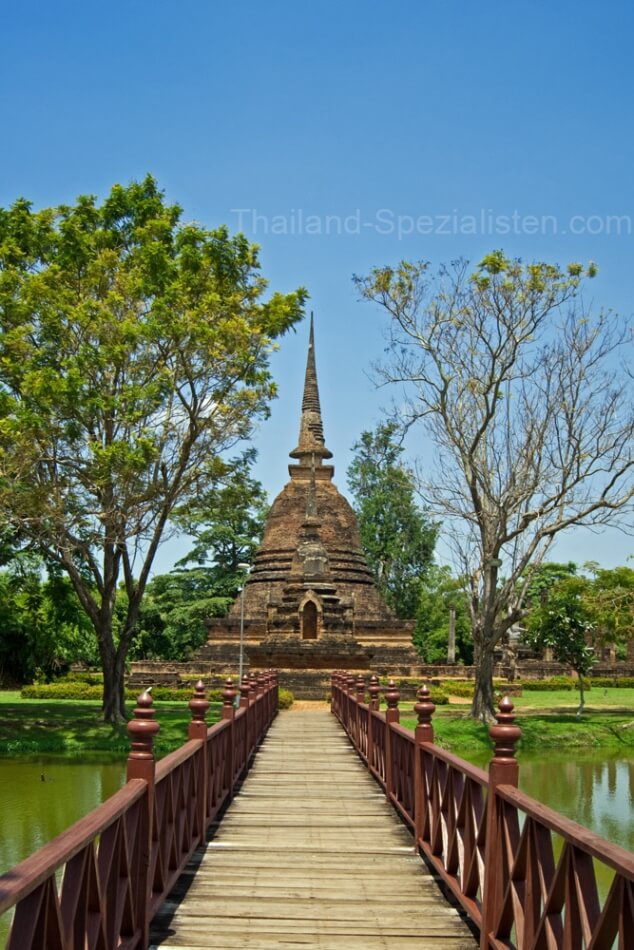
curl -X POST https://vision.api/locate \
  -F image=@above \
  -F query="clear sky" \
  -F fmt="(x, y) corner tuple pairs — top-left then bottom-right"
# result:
(1, 1), (632, 572)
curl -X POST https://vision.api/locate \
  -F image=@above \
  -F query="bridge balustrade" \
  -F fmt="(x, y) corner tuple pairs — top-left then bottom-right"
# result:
(331, 670), (634, 950)
(0, 671), (278, 950)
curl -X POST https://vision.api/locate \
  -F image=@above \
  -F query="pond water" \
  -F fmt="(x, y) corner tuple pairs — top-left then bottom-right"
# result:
(0, 751), (632, 941)
(0, 758), (126, 876)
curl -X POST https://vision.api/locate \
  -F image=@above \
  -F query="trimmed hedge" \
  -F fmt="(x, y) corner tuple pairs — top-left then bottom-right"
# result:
(20, 680), (289, 706)
(590, 676), (634, 689)
(518, 677), (576, 692)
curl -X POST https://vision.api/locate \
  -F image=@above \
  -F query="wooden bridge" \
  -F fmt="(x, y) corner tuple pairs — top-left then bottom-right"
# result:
(1, 671), (634, 949)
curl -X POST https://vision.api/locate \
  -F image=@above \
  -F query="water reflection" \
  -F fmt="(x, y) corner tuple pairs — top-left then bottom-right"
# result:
(517, 754), (634, 853)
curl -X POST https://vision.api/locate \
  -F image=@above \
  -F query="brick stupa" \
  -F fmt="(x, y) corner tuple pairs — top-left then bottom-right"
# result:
(200, 317), (420, 695)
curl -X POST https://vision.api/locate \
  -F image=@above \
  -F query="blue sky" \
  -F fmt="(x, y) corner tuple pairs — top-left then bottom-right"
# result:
(1, 1), (633, 571)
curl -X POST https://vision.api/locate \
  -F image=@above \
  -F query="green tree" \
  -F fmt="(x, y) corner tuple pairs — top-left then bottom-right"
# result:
(526, 576), (595, 715)
(0, 176), (305, 721)
(347, 422), (438, 618)
(522, 562), (579, 605)
(176, 447), (268, 594)
(414, 565), (472, 664)
(583, 564), (634, 646)
(0, 558), (97, 684)
(356, 252), (634, 720)
(132, 450), (269, 660)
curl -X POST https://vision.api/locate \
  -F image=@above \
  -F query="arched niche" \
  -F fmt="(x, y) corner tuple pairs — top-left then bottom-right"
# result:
(300, 594), (321, 640)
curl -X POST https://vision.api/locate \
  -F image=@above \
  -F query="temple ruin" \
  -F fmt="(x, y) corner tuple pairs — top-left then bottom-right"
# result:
(197, 316), (420, 695)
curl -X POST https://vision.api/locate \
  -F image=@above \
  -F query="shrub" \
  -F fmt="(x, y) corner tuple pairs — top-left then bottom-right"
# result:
(441, 681), (474, 698)
(518, 677), (575, 691)
(590, 676), (634, 689)
(429, 688), (449, 705)
(21, 682), (103, 700)
(278, 688), (294, 709)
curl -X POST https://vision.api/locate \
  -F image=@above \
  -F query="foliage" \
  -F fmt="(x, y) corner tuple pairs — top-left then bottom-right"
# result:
(582, 564), (634, 644)
(0, 176), (306, 721)
(20, 680), (227, 702)
(176, 448), (268, 582)
(590, 676), (634, 689)
(522, 562), (578, 604)
(130, 450), (269, 661)
(129, 569), (223, 661)
(414, 565), (473, 663)
(355, 252), (634, 721)
(278, 688), (294, 709)
(526, 576), (596, 714)
(0, 557), (98, 685)
(518, 676), (577, 691)
(347, 422), (438, 618)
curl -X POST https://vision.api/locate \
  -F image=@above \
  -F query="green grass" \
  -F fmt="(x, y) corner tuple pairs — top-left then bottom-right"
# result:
(514, 686), (634, 711)
(0, 691), (221, 759)
(398, 687), (634, 759)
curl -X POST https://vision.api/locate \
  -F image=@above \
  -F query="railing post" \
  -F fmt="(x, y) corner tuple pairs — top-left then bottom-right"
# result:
(221, 678), (236, 797)
(356, 674), (366, 704)
(347, 674), (356, 740)
(356, 675), (366, 756)
(384, 679), (400, 802)
(248, 673), (258, 759)
(367, 674), (380, 774)
(188, 680), (210, 838)
(481, 697), (521, 950)
(239, 675), (251, 709)
(127, 689), (160, 950)
(414, 684), (435, 851)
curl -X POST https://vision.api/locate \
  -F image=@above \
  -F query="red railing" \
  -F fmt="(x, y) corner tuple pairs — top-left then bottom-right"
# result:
(0, 670), (278, 949)
(331, 670), (634, 950)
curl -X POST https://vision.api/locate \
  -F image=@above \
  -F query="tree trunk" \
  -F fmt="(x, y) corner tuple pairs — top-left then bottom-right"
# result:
(98, 628), (128, 724)
(576, 674), (585, 718)
(471, 636), (496, 722)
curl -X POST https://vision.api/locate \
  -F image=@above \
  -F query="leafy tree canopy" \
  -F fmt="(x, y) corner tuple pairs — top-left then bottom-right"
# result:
(347, 421), (438, 619)
(132, 449), (269, 661)
(414, 565), (473, 665)
(525, 575), (596, 714)
(0, 176), (306, 720)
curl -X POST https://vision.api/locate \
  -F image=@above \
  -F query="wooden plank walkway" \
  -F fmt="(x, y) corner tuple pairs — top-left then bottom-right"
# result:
(150, 710), (477, 949)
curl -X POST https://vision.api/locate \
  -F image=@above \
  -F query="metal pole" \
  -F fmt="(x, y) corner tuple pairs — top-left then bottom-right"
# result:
(237, 562), (250, 694)
(239, 583), (245, 686)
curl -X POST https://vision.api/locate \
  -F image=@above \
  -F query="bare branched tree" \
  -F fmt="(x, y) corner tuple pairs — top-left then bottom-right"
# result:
(355, 252), (634, 720)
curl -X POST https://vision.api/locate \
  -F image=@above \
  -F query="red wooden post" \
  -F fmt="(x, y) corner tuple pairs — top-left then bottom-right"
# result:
(188, 680), (209, 837)
(384, 679), (400, 800)
(414, 684), (435, 849)
(347, 674), (356, 739)
(356, 675), (366, 704)
(221, 678), (236, 796)
(127, 689), (160, 949)
(480, 697), (521, 950)
(367, 674), (380, 774)
(239, 675), (251, 709)
(368, 674), (381, 712)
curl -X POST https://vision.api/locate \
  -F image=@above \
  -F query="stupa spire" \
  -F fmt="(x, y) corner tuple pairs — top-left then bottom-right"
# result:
(289, 314), (333, 463)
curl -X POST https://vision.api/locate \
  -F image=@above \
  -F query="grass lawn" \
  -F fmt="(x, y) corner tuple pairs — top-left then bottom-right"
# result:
(399, 687), (634, 759)
(0, 691), (221, 759)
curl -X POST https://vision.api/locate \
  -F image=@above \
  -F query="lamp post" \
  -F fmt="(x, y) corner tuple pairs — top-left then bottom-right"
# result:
(237, 562), (251, 688)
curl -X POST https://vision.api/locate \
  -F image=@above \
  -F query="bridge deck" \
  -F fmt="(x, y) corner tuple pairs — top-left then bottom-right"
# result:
(150, 710), (477, 949)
